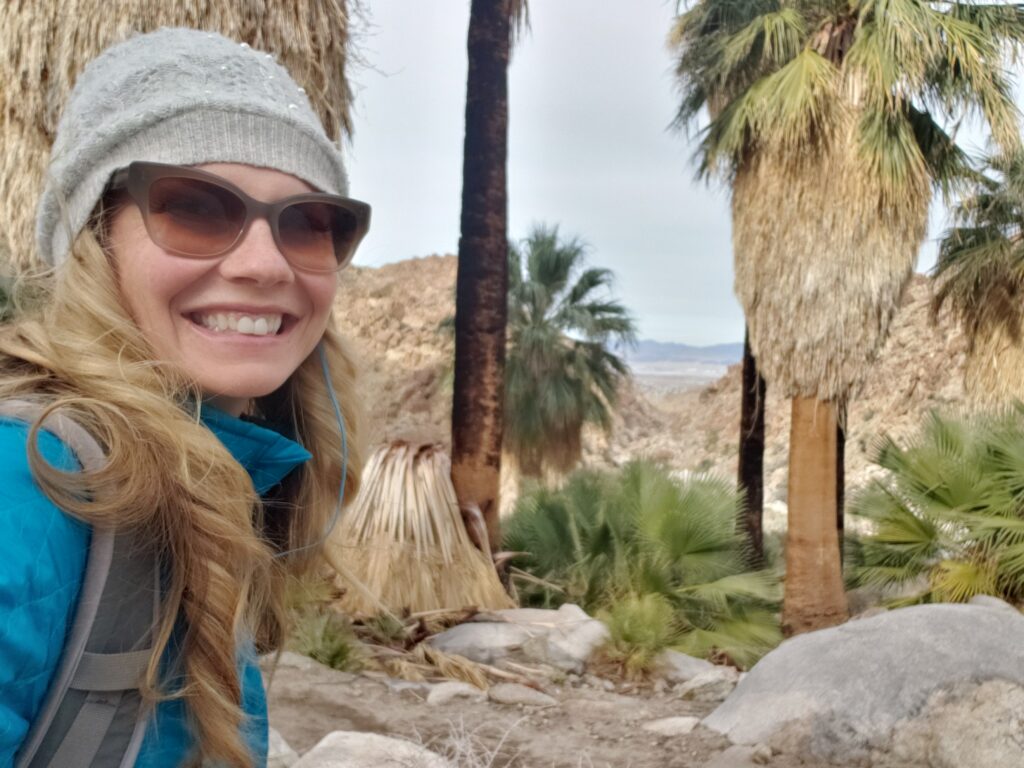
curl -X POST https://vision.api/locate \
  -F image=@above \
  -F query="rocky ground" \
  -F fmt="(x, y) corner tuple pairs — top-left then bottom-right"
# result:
(264, 654), (829, 768)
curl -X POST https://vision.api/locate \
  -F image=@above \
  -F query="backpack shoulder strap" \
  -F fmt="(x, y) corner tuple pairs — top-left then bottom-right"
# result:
(1, 400), (160, 768)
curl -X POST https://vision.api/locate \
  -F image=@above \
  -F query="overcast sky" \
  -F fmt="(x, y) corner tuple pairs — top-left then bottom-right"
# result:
(346, 1), (972, 346)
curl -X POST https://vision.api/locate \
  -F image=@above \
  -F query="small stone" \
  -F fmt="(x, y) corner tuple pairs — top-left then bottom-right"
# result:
(488, 682), (558, 708)
(641, 716), (700, 736)
(751, 743), (773, 764)
(677, 667), (740, 703)
(653, 678), (668, 695)
(288, 104), (298, 110)
(602, 679), (615, 692)
(426, 681), (487, 706)
(240, 42), (250, 48)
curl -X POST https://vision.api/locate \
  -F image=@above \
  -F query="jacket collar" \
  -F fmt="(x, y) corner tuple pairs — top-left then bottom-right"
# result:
(199, 404), (312, 495)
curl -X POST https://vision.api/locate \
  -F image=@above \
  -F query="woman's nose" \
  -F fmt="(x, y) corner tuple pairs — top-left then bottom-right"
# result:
(217, 218), (294, 285)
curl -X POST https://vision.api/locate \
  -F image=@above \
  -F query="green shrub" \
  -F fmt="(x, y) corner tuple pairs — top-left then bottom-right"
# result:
(850, 407), (1024, 607)
(289, 610), (364, 672)
(600, 593), (683, 677)
(504, 460), (781, 668)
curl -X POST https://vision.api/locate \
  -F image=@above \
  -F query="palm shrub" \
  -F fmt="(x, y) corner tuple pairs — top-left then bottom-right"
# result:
(850, 407), (1024, 607)
(504, 461), (781, 668)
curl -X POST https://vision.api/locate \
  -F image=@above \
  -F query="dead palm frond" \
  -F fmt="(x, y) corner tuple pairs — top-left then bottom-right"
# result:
(328, 442), (514, 615)
(0, 0), (357, 272)
(933, 150), (1024, 404)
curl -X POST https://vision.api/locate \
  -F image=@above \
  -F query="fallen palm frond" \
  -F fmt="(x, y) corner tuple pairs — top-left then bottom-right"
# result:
(0, 0), (356, 272)
(327, 442), (514, 615)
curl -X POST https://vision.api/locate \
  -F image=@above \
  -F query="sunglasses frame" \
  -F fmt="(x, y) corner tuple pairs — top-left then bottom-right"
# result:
(107, 161), (371, 272)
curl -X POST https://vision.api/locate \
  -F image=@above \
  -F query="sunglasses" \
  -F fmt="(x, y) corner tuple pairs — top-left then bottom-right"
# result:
(107, 162), (371, 273)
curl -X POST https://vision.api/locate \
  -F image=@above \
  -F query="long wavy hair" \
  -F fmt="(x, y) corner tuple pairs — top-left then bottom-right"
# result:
(0, 221), (363, 767)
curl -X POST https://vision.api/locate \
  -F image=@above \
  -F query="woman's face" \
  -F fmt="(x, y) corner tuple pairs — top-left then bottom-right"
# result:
(107, 163), (339, 415)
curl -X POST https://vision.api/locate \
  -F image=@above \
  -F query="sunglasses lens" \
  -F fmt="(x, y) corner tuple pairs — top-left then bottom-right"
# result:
(146, 177), (246, 256)
(278, 202), (361, 271)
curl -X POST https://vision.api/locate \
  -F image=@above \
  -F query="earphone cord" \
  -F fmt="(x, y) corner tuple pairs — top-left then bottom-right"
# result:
(272, 341), (348, 559)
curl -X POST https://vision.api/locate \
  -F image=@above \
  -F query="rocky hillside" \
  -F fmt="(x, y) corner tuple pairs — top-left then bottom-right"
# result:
(335, 257), (967, 525)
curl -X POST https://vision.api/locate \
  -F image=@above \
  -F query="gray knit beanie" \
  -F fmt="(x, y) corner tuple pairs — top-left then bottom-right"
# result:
(37, 27), (349, 266)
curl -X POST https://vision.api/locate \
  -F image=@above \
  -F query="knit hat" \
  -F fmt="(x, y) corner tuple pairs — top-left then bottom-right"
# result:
(36, 27), (349, 267)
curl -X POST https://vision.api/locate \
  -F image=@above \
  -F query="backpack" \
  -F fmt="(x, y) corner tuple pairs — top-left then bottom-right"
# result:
(0, 401), (160, 768)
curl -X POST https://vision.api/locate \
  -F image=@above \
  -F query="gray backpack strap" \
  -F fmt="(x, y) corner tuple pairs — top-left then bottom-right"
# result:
(1, 401), (161, 768)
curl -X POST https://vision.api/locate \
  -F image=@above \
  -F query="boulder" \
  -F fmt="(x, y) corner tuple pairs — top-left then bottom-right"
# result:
(703, 602), (1024, 764)
(428, 603), (609, 673)
(889, 680), (1024, 768)
(292, 731), (451, 768)
(654, 649), (716, 684)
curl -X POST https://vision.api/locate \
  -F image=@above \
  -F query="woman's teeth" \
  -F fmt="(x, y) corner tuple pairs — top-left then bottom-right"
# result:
(194, 312), (283, 336)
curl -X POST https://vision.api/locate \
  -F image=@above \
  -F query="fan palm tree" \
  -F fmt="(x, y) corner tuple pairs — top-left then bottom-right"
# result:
(0, 0), (356, 274)
(503, 225), (636, 478)
(451, 0), (528, 552)
(671, 0), (1024, 634)
(933, 150), (1024, 405)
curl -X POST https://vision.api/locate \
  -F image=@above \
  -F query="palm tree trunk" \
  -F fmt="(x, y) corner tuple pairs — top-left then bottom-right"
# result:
(737, 329), (766, 565)
(782, 396), (849, 635)
(837, 405), (846, 566)
(451, 0), (511, 553)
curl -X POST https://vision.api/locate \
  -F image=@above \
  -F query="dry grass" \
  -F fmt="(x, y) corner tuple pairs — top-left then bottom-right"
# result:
(0, 0), (356, 272)
(327, 442), (515, 615)
(732, 108), (929, 401)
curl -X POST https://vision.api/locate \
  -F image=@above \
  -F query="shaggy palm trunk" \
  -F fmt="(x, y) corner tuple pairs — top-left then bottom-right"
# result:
(782, 396), (849, 635)
(738, 330), (766, 565)
(451, 0), (511, 552)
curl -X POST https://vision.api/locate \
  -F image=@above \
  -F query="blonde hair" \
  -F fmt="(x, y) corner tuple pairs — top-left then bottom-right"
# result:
(0, 225), (362, 767)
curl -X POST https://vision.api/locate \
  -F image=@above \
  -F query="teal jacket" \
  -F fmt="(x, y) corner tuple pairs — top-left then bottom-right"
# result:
(0, 405), (312, 767)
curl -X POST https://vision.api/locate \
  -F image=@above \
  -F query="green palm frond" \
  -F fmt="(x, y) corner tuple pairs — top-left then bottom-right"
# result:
(851, 407), (1024, 605)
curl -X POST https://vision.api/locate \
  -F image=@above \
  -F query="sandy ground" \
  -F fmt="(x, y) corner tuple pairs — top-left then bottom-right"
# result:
(263, 654), (836, 768)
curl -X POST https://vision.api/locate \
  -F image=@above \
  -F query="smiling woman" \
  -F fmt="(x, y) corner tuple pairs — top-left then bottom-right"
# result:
(0, 28), (366, 768)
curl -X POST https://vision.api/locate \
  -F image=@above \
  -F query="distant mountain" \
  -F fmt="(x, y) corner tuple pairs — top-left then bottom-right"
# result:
(625, 339), (744, 365)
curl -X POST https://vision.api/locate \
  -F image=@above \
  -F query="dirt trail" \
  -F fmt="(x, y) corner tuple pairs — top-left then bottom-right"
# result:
(265, 653), (834, 768)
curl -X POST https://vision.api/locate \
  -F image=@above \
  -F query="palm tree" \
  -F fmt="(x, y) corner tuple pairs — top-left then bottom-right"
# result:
(671, 0), (1024, 634)
(933, 150), (1024, 405)
(503, 225), (636, 478)
(0, 1), (356, 274)
(451, 0), (528, 552)
(670, 0), (776, 567)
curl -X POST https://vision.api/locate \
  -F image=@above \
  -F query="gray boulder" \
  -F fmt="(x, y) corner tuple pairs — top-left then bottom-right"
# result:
(428, 603), (608, 673)
(292, 731), (451, 768)
(703, 602), (1024, 764)
(268, 727), (299, 768)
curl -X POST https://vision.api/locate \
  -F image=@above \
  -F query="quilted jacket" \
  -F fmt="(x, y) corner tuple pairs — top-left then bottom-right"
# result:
(0, 405), (312, 767)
